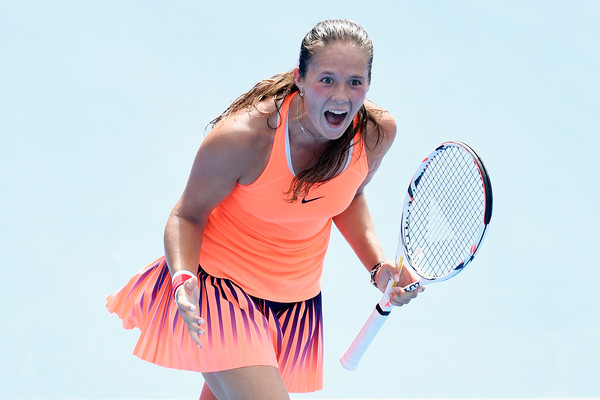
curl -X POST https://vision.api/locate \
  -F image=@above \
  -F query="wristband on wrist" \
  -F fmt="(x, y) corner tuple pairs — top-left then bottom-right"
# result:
(172, 270), (195, 301)
(369, 261), (384, 288)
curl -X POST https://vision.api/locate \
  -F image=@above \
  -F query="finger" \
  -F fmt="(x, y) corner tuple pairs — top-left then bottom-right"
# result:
(179, 310), (205, 326)
(177, 299), (197, 312)
(390, 296), (415, 306)
(390, 265), (401, 284)
(189, 318), (206, 332)
(389, 286), (422, 306)
(375, 262), (400, 292)
(182, 315), (206, 347)
(177, 302), (204, 325)
(186, 323), (205, 347)
(381, 262), (401, 283)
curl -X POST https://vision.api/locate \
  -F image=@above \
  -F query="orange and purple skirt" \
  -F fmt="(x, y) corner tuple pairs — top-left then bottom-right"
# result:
(106, 257), (323, 393)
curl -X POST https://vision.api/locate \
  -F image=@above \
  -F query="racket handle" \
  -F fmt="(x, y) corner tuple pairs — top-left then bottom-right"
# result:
(340, 279), (395, 370)
(339, 305), (390, 370)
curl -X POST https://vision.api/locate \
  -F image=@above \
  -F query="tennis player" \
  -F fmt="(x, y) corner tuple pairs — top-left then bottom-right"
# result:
(107, 19), (423, 400)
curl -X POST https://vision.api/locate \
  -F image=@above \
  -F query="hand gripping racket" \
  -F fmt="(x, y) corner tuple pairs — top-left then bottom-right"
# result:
(340, 141), (493, 370)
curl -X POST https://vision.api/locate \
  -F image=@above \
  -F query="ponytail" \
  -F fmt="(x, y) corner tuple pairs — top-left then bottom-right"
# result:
(209, 70), (297, 129)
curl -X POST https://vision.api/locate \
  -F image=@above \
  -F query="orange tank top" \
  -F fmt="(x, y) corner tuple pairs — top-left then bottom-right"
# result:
(199, 93), (369, 302)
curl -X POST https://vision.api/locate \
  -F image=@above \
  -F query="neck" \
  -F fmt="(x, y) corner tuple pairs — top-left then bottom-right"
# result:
(293, 94), (329, 148)
(296, 95), (313, 137)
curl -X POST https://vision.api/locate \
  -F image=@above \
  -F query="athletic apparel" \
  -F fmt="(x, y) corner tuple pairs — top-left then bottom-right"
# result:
(106, 258), (323, 392)
(106, 92), (367, 392)
(200, 92), (368, 302)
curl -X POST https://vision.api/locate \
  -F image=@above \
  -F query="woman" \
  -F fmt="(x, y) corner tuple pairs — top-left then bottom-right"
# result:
(107, 19), (424, 399)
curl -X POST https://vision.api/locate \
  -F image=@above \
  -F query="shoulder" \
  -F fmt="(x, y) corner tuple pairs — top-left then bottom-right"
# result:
(351, 99), (397, 193)
(200, 97), (280, 184)
(174, 97), (283, 220)
(364, 99), (397, 133)
(362, 99), (397, 158)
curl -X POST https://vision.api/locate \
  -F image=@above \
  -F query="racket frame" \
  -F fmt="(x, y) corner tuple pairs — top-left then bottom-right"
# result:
(399, 141), (493, 292)
(339, 140), (493, 370)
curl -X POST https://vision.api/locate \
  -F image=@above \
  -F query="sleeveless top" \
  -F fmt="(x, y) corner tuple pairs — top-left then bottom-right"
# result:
(199, 92), (369, 302)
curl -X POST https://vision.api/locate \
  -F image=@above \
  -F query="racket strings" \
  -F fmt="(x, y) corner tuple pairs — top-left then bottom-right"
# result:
(405, 147), (485, 279)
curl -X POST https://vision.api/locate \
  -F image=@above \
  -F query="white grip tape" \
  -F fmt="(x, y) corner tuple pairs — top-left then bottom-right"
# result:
(340, 280), (396, 370)
(339, 307), (389, 370)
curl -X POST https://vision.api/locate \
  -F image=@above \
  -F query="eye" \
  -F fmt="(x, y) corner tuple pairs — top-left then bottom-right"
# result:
(321, 77), (334, 84)
(349, 79), (363, 86)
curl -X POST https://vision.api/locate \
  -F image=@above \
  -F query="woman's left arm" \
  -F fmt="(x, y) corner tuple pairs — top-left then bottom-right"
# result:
(333, 192), (387, 277)
(333, 102), (423, 306)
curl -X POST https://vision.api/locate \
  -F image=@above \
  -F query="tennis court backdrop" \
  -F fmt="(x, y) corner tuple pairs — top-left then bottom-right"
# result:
(1, 1), (598, 400)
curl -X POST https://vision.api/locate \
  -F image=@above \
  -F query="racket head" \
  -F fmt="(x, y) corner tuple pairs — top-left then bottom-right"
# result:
(397, 141), (493, 284)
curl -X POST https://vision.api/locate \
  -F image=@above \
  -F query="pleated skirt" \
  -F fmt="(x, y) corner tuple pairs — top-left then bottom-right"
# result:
(106, 257), (323, 392)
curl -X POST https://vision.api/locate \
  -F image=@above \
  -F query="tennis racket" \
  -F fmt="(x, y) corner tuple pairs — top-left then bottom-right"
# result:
(339, 141), (493, 370)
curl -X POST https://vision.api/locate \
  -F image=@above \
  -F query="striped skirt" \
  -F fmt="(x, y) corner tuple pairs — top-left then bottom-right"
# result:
(106, 257), (323, 393)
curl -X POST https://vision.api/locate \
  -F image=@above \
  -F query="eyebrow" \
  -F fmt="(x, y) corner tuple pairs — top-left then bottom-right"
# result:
(320, 71), (367, 80)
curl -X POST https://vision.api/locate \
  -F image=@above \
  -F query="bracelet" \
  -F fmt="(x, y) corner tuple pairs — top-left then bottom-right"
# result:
(369, 261), (384, 288)
(172, 270), (195, 301)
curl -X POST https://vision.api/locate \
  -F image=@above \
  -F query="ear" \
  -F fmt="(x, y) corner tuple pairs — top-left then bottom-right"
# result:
(293, 67), (303, 91)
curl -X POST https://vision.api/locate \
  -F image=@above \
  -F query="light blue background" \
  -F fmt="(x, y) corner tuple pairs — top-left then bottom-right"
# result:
(1, 1), (598, 398)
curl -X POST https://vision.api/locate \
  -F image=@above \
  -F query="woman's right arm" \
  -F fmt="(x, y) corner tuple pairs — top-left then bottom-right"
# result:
(164, 107), (274, 273)
(164, 123), (244, 277)
(163, 116), (262, 345)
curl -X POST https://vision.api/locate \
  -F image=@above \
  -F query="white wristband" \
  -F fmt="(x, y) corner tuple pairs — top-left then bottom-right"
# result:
(172, 269), (195, 280)
(172, 270), (195, 304)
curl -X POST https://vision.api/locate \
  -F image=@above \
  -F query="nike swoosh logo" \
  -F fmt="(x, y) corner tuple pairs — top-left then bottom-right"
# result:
(301, 196), (324, 204)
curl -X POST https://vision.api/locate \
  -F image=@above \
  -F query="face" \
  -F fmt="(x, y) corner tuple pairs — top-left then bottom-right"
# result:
(295, 41), (371, 141)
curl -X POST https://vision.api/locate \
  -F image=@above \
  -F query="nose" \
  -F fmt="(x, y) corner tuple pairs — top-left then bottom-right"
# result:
(331, 83), (349, 103)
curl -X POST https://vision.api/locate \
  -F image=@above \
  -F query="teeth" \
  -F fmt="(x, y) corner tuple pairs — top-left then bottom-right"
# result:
(329, 110), (347, 114)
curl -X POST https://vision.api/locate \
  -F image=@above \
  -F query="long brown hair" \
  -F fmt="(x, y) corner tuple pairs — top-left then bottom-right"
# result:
(209, 20), (387, 200)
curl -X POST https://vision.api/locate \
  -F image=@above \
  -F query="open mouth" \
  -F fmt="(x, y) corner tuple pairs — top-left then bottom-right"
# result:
(324, 110), (348, 128)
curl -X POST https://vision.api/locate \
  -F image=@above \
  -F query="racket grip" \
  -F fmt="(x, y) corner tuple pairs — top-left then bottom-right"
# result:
(339, 305), (389, 370)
